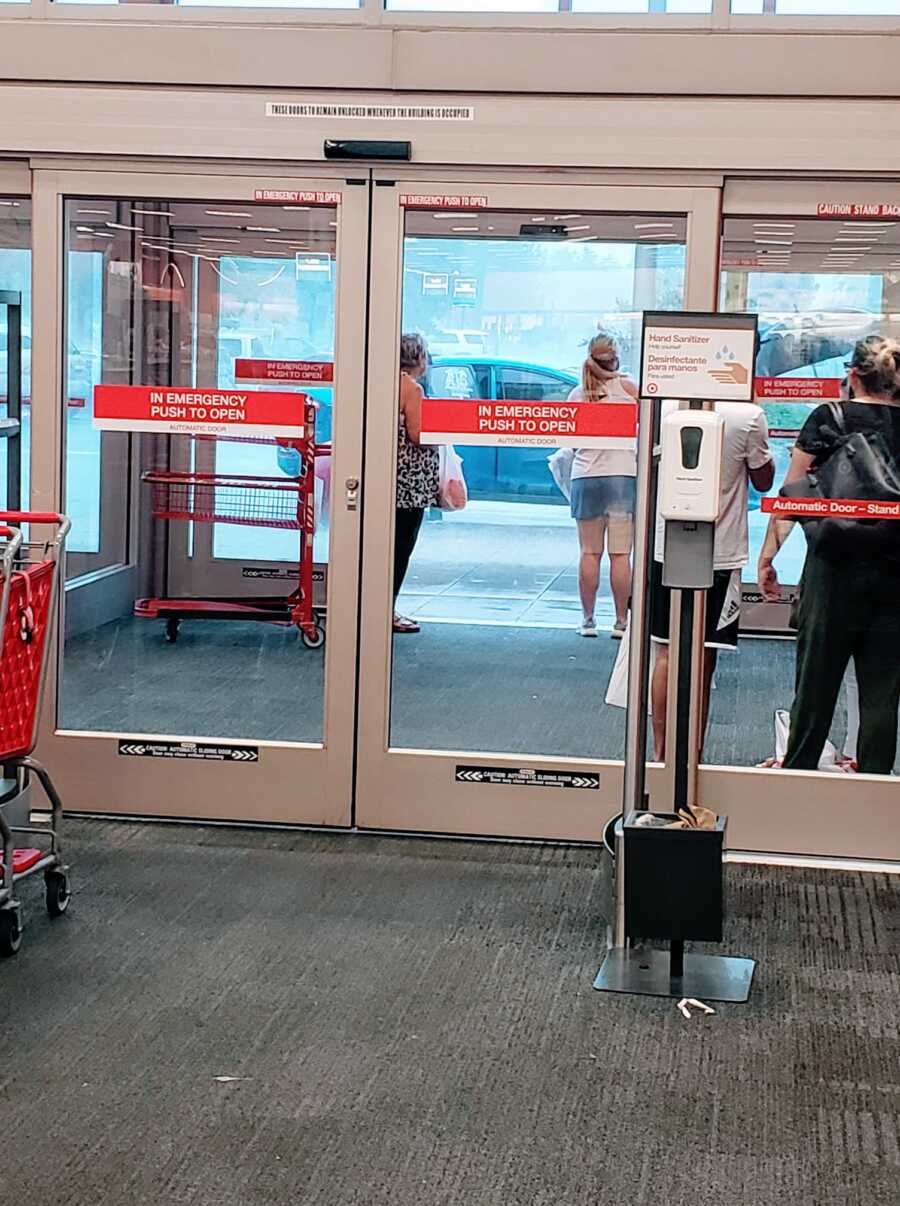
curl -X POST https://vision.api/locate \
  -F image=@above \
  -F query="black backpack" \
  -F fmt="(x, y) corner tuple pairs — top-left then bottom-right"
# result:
(780, 402), (900, 562)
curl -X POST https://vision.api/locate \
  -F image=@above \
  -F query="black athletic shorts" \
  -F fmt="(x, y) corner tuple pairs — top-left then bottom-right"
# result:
(648, 558), (742, 651)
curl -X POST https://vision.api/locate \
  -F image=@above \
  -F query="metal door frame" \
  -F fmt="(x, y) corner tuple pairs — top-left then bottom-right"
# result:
(355, 173), (721, 842)
(696, 176), (900, 861)
(29, 165), (369, 825)
(0, 290), (23, 510)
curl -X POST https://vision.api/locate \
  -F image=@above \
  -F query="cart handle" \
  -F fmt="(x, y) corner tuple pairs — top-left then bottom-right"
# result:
(0, 525), (23, 560)
(0, 511), (67, 526)
(0, 511), (71, 539)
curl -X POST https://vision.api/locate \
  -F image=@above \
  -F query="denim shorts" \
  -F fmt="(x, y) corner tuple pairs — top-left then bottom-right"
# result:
(570, 475), (636, 521)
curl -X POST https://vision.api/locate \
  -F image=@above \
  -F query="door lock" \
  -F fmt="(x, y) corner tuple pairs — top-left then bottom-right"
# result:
(345, 477), (360, 511)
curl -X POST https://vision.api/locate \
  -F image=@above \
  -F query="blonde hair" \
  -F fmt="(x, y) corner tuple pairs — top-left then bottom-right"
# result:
(582, 331), (619, 403)
(849, 334), (900, 401)
(400, 332), (428, 373)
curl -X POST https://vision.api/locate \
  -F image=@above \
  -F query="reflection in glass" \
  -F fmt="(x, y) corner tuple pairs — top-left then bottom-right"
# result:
(60, 197), (336, 745)
(390, 210), (686, 760)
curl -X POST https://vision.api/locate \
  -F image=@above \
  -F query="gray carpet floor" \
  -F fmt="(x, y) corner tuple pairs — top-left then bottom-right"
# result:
(61, 618), (881, 769)
(2, 819), (898, 1206)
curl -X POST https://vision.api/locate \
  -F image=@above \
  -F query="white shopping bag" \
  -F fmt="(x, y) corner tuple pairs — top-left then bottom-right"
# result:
(438, 445), (467, 511)
(605, 617), (658, 712)
(769, 708), (850, 772)
(547, 448), (574, 501)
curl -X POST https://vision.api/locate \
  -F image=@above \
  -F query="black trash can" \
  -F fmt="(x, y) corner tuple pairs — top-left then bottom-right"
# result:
(623, 810), (726, 943)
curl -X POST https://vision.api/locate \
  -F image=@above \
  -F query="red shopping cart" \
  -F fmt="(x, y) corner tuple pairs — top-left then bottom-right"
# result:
(0, 511), (71, 957)
(135, 402), (326, 649)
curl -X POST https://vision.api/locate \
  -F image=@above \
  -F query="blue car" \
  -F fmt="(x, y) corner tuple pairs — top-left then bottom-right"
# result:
(276, 356), (579, 503)
(427, 357), (579, 502)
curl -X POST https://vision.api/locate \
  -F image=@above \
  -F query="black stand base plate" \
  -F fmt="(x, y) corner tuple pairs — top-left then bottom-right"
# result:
(593, 947), (756, 1003)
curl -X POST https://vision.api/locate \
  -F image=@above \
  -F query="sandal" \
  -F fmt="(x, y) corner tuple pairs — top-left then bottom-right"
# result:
(393, 614), (420, 634)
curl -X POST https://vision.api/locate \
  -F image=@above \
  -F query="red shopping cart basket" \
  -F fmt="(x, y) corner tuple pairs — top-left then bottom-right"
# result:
(0, 513), (71, 958)
(137, 402), (324, 648)
(0, 518), (66, 760)
(145, 471), (304, 530)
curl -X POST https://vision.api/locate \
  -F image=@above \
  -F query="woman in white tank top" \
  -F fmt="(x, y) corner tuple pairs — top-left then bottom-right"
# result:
(568, 332), (638, 638)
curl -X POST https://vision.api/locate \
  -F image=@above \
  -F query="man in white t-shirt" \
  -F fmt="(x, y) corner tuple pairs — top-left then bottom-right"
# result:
(649, 401), (774, 761)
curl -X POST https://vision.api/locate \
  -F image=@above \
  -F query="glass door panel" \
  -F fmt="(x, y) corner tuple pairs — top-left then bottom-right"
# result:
(60, 194), (340, 744)
(0, 197), (31, 511)
(37, 170), (367, 829)
(711, 211), (900, 780)
(357, 179), (721, 840)
(720, 214), (889, 606)
(393, 207), (686, 760)
(29, 167), (364, 829)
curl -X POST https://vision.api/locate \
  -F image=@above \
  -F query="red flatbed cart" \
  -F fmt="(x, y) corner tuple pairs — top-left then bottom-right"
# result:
(0, 511), (72, 957)
(136, 401), (326, 649)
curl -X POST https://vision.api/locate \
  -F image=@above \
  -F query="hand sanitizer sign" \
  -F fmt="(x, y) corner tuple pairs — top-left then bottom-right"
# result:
(640, 313), (759, 403)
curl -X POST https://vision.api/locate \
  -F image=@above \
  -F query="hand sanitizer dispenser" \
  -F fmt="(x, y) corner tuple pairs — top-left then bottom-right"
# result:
(659, 409), (725, 589)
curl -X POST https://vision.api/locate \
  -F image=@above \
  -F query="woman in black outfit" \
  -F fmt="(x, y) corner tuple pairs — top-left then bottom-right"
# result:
(759, 335), (900, 775)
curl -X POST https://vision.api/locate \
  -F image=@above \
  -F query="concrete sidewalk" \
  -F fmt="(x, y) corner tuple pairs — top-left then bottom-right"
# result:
(396, 499), (806, 631)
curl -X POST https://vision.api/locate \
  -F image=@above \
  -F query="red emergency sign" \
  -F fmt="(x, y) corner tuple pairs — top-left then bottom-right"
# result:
(235, 359), (334, 385)
(420, 398), (637, 448)
(400, 194), (488, 210)
(755, 378), (841, 401)
(93, 385), (308, 438)
(762, 497), (900, 520)
(252, 189), (340, 205)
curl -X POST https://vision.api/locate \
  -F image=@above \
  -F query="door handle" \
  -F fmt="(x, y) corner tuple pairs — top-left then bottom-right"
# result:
(345, 477), (360, 511)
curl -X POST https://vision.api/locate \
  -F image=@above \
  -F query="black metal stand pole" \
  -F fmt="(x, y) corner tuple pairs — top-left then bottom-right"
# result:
(670, 939), (685, 980)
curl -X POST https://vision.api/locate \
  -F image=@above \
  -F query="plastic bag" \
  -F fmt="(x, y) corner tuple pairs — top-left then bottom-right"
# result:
(605, 615), (659, 712)
(438, 445), (467, 512)
(548, 447), (574, 501)
(759, 709), (853, 773)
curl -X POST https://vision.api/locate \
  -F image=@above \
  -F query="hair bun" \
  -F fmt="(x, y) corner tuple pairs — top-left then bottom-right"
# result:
(852, 334), (900, 398)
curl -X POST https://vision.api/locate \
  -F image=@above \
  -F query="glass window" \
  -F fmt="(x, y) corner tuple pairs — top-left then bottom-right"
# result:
(711, 213), (900, 778)
(60, 196), (337, 747)
(732, 1), (900, 12)
(496, 365), (573, 401)
(0, 198), (31, 514)
(428, 363), (481, 399)
(387, 0), (712, 9)
(391, 209), (686, 761)
(573, 1), (711, 10)
(386, 1), (559, 9)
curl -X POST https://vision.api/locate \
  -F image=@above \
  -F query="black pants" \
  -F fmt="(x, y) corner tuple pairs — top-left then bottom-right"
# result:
(394, 507), (425, 603)
(785, 554), (900, 775)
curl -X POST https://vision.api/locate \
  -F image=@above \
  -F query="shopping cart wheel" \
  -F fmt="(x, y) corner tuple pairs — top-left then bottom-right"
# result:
(0, 908), (22, 957)
(301, 625), (325, 650)
(165, 619), (180, 644)
(45, 871), (70, 918)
